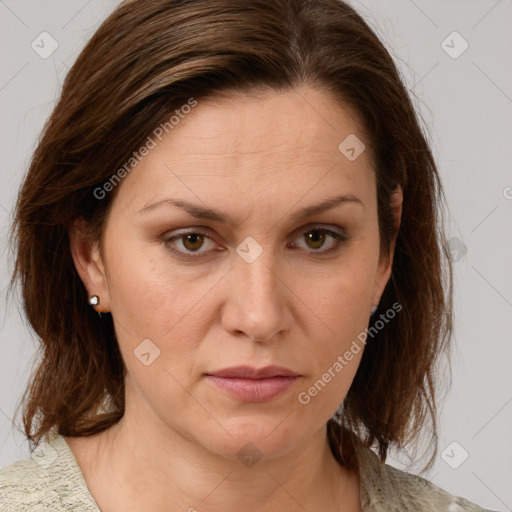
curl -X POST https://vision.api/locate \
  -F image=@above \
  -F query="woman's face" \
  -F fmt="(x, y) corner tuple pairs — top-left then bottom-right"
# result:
(75, 85), (399, 461)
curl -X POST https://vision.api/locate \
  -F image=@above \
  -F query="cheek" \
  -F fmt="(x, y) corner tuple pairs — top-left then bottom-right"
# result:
(294, 325), (364, 429)
(104, 239), (221, 384)
(293, 260), (375, 403)
(105, 236), (208, 330)
(301, 260), (375, 340)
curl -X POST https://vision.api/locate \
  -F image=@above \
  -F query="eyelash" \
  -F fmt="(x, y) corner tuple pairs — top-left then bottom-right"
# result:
(163, 226), (348, 259)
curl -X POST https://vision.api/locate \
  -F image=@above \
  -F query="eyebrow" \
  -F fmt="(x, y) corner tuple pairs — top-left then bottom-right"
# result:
(137, 193), (363, 227)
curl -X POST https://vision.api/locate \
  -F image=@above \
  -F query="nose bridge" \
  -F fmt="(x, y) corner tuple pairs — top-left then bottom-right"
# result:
(224, 237), (292, 341)
(241, 253), (279, 306)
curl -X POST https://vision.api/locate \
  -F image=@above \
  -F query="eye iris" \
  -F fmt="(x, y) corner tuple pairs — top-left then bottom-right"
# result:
(183, 233), (204, 251)
(305, 230), (326, 249)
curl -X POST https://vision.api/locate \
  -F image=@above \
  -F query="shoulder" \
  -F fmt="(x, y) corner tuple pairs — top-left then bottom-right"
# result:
(0, 434), (99, 511)
(353, 438), (498, 512)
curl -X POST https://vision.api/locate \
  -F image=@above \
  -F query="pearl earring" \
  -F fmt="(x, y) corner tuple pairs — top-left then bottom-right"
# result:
(89, 295), (100, 306)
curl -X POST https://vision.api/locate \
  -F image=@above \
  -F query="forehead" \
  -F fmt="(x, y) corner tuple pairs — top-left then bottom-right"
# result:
(168, 86), (368, 159)
(113, 85), (375, 213)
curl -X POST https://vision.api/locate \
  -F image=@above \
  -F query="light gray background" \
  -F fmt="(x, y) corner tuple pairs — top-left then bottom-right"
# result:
(0, 1), (511, 510)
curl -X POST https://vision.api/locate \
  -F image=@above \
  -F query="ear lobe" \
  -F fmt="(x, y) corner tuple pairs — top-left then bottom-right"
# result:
(68, 218), (110, 312)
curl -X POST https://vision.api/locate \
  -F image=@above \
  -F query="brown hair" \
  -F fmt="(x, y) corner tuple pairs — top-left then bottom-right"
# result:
(9, 0), (453, 472)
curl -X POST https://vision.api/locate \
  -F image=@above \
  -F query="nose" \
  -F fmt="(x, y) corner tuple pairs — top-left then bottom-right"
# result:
(221, 247), (293, 343)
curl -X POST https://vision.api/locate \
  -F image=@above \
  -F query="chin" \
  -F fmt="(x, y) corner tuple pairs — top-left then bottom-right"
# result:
(195, 417), (306, 463)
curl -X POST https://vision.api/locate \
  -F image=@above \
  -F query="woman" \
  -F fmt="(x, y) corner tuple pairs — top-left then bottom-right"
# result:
(0, 0), (497, 510)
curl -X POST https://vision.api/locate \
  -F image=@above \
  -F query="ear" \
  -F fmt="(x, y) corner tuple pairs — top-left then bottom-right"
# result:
(68, 218), (110, 313)
(372, 186), (403, 307)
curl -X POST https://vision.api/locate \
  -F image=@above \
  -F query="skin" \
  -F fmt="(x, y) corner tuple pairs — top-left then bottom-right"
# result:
(68, 84), (402, 512)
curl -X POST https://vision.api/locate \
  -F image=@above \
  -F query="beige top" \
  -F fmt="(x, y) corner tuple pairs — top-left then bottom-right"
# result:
(0, 433), (497, 511)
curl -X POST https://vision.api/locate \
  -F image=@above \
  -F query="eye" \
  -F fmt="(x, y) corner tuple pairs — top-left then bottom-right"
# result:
(289, 226), (348, 256)
(163, 225), (348, 259)
(164, 230), (220, 258)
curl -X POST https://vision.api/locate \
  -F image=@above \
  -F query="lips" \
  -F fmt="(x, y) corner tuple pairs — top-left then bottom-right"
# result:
(205, 365), (301, 402)
(206, 365), (299, 379)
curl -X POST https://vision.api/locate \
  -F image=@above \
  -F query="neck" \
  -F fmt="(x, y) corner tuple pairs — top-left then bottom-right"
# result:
(67, 391), (360, 511)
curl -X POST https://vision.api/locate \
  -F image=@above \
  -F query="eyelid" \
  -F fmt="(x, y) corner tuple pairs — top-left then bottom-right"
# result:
(163, 224), (348, 258)
(288, 225), (348, 256)
(163, 228), (220, 255)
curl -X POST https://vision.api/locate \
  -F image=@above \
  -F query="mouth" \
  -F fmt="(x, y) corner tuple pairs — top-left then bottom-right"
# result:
(204, 365), (301, 402)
